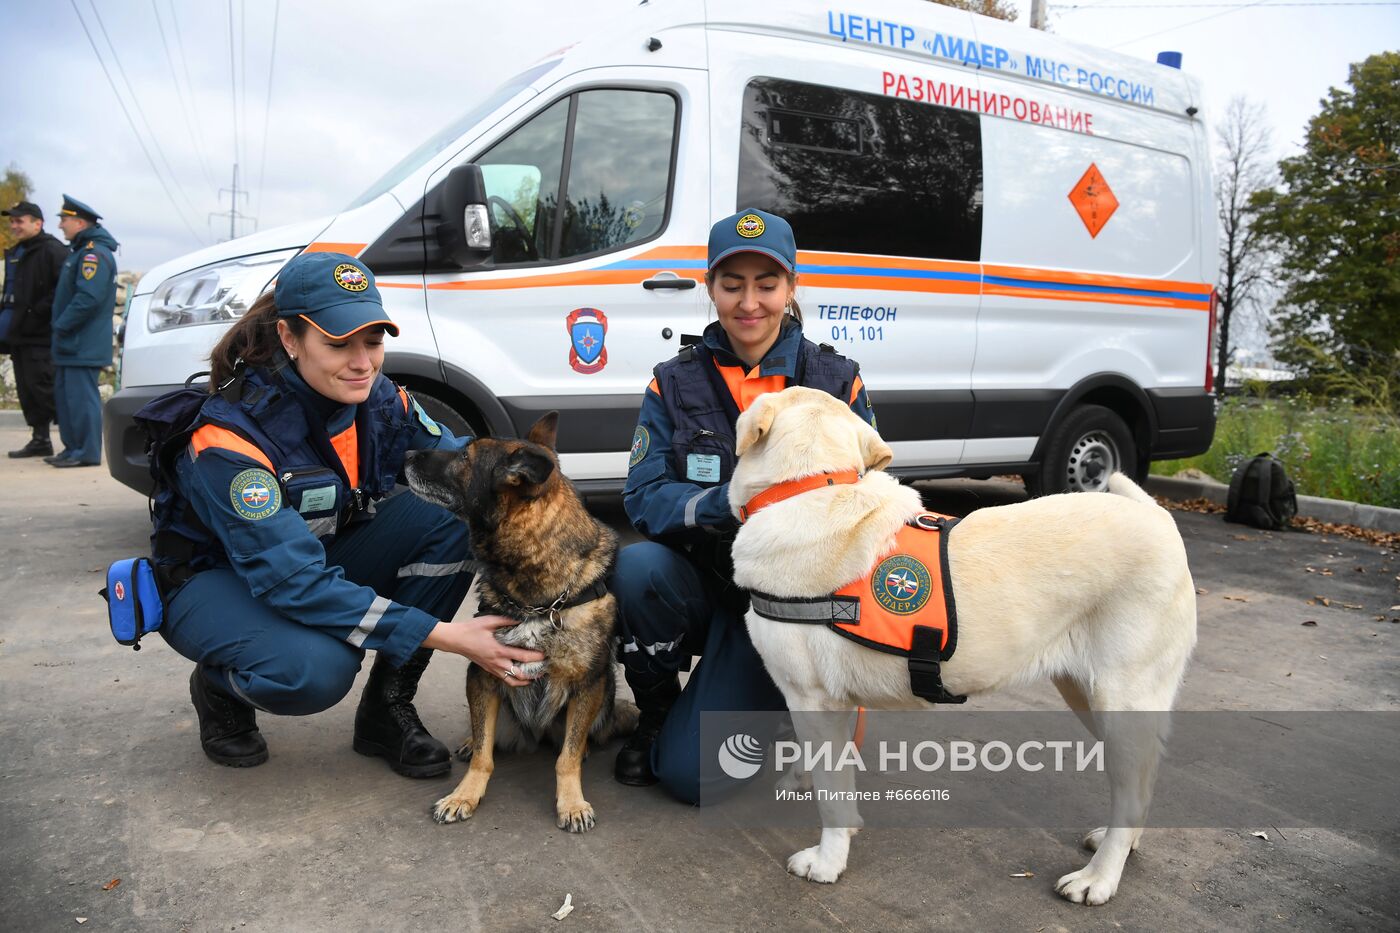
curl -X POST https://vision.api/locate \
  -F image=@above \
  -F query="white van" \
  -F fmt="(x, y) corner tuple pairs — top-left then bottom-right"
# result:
(106, 0), (1218, 497)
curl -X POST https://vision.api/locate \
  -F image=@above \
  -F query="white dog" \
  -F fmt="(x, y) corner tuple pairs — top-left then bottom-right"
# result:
(728, 387), (1197, 906)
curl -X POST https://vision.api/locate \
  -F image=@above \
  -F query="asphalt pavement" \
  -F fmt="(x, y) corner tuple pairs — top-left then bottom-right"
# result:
(1, 420), (1396, 932)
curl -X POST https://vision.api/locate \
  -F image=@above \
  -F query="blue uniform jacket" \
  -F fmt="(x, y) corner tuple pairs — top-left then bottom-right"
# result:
(172, 366), (469, 666)
(624, 320), (875, 547)
(51, 224), (119, 367)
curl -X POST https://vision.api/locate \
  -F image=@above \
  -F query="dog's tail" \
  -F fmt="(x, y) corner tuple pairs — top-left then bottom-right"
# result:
(1107, 472), (1162, 509)
(593, 697), (639, 743)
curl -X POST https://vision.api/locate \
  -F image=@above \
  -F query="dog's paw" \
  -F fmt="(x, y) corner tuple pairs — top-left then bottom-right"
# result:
(1082, 827), (1140, 853)
(786, 845), (845, 884)
(1055, 865), (1119, 906)
(431, 794), (479, 824)
(556, 801), (596, 834)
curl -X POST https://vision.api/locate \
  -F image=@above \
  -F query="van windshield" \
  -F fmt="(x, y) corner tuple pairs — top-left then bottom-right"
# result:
(344, 59), (560, 210)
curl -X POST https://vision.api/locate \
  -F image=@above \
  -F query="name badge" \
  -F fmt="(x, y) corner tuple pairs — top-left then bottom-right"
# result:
(298, 485), (338, 514)
(686, 453), (721, 483)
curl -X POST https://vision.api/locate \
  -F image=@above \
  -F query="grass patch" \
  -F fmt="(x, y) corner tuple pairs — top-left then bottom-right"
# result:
(1152, 394), (1400, 509)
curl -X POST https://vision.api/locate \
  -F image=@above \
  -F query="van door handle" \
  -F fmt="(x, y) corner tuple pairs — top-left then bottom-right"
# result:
(642, 274), (697, 291)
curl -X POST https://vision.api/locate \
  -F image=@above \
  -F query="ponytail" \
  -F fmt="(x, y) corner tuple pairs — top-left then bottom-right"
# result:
(207, 293), (307, 389)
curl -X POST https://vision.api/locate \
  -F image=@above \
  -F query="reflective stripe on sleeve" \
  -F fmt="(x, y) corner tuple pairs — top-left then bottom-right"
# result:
(347, 595), (391, 647)
(619, 637), (681, 656)
(396, 560), (475, 579)
(683, 490), (706, 528)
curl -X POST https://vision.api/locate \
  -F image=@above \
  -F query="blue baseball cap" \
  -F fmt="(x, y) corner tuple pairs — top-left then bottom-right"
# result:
(274, 252), (399, 339)
(707, 208), (796, 274)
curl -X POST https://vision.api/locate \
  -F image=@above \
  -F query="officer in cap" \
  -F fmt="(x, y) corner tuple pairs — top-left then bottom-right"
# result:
(610, 208), (877, 801)
(147, 251), (542, 773)
(1, 201), (67, 457)
(48, 195), (118, 467)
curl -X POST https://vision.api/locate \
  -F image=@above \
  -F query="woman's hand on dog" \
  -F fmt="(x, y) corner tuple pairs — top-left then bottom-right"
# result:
(422, 617), (544, 687)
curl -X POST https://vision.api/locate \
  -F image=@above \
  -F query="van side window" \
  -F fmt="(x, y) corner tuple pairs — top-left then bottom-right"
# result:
(738, 77), (983, 262)
(476, 89), (678, 265)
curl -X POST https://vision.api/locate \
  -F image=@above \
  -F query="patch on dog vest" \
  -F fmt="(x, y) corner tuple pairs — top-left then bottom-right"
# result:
(750, 512), (965, 704)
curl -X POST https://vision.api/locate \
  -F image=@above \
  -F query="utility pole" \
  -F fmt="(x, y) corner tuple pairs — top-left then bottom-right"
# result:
(209, 162), (256, 241)
(1031, 0), (1048, 30)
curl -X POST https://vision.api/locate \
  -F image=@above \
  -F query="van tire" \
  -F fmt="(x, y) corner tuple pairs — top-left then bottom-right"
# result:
(1025, 404), (1137, 497)
(410, 390), (486, 440)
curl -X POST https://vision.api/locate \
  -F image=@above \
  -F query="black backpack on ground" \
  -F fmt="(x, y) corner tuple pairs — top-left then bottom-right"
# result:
(1225, 453), (1298, 530)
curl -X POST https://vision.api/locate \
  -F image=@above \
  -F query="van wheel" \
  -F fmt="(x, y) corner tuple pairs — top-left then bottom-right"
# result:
(1025, 404), (1137, 497)
(411, 390), (486, 440)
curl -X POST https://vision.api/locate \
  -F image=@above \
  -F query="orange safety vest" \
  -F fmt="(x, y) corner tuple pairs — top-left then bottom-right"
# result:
(749, 510), (966, 704)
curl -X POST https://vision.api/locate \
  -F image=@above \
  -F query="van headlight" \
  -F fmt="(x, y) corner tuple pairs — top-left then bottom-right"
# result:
(147, 249), (299, 332)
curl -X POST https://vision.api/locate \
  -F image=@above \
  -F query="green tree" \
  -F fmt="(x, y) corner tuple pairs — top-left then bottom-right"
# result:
(0, 164), (34, 253)
(1252, 52), (1400, 385)
(928, 0), (1019, 20)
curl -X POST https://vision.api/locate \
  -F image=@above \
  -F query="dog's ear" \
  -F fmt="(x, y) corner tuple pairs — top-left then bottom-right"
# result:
(860, 423), (894, 472)
(735, 394), (778, 457)
(527, 411), (558, 451)
(499, 448), (555, 489)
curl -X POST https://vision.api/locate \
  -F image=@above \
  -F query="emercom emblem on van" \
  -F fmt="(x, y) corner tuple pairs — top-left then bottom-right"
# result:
(1068, 163), (1119, 239)
(567, 307), (609, 374)
(736, 213), (765, 238)
(333, 263), (370, 291)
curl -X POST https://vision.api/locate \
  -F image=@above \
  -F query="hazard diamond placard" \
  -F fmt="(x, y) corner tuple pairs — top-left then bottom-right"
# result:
(1068, 163), (1118, 238)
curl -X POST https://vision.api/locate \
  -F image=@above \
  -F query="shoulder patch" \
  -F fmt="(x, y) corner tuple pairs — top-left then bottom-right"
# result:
(81, 258), (98, 280)
(411, 398), (442, 436)
(230, 468), (282, 521)
(628, 425), (650, 468)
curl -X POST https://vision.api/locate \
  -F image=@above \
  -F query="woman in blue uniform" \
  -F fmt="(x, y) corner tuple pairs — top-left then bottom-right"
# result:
(152, 252), (541, 774)
(612, 209), (875, 802)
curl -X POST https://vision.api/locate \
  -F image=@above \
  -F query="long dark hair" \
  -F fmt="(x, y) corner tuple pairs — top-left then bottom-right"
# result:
(207, 293), (307, 388)
(703, 268), (804, 325)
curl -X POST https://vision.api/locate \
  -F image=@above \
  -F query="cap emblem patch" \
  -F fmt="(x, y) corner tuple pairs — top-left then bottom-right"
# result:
(334, 263), (369, 292)
(736, 213), (765, 238)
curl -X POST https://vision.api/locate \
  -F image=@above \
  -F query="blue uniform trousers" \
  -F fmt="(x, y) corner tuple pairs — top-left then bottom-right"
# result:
(54, 365), (103, 463)
(161, 491), (474, 715)
(612, 541), (788, 805)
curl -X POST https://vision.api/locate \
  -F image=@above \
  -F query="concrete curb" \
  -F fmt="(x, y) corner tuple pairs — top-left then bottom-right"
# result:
(1145, 475), (1400, 534)
(0, 409), (24, 426)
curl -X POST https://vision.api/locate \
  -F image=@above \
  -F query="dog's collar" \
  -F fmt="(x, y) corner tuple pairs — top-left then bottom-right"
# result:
(483, 578), (610, 629)
(739, 469), (862, 523)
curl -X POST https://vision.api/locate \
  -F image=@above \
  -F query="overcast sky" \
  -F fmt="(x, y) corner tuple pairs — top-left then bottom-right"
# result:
(3, 0), (1396, 274)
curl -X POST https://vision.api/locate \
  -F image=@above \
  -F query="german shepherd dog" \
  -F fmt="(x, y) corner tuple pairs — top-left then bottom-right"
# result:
(403, 413), (636, 833)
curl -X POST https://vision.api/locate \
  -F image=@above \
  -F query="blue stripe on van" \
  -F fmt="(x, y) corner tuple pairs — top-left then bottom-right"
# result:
(798, 264), (982, 283)
(983, 275), (1208, 304)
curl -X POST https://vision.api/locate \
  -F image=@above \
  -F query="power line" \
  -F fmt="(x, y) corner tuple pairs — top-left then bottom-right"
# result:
(1111, 0), (1270, 46)
(168, 0), (214, 201)
(67, 0), (207, 246)
(86, 0), (208, 229)
(240, 0), (249, 171)
(254, 0), (281, 228)
(150, 0), (217, 193)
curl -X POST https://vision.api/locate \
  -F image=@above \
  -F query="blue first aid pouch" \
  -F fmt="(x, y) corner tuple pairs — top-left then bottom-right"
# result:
(101, 558), (165, 650)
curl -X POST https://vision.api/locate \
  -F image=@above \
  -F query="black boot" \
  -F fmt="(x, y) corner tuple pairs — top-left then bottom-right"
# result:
(353, 648), (450, 778)
(8, 430), (53, 459)
(189, 666), (268, 767)
(614, 674), (681, 786)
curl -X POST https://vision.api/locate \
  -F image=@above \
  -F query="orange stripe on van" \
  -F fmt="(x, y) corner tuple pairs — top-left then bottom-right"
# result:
(983, 263), (1214, 297)
(190, 425), (275, 472)
(302, 242), (367, 256)
(983, 284), (1205, 310)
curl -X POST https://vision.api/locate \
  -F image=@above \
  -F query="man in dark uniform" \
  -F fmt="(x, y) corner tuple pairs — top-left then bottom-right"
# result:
(49, 194), (118, 468)
(1, 201), (67, 457)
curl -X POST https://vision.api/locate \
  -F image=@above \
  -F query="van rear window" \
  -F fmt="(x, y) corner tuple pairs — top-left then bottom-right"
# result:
(738, 77), (983, 262)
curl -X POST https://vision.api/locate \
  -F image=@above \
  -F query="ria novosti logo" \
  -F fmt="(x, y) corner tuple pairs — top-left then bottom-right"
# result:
(717, 733), (766, 779)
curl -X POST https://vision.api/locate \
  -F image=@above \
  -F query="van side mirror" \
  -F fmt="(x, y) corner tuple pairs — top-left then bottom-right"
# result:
(435, 164), (492, 267)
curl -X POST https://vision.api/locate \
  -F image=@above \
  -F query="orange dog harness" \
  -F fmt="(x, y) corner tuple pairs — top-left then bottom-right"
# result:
(749, 511), (966, 704)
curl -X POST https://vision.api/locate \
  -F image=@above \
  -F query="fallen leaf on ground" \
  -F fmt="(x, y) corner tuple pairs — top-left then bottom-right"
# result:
(1301, 621), (1318, 626)
(1250, 831), (1269, 841)
(1196, 587), (1210, 595)
(1223, 595), (1249, 602)
(1343, 603), (1364, 610)
(552, 893), (574, 921)
(1231, 534), (1255, 541)
(1316, 597), (1332, 607)
(102, 878), (120, 891)
(1010, 871), (1035, 878)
